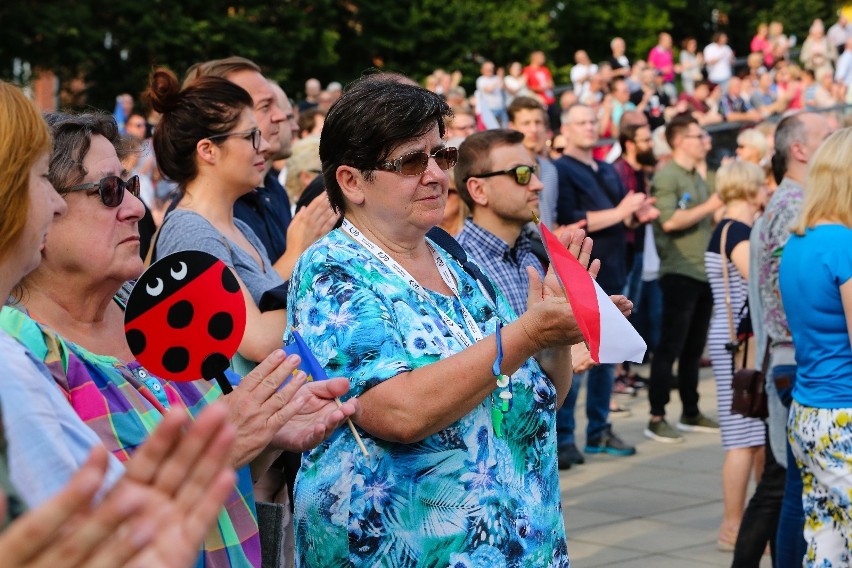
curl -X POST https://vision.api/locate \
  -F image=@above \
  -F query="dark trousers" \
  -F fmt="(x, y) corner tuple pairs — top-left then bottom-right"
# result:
(775, 439), (806, 568)
(732, 429), (784, 567)
(648, 274), (713, 418)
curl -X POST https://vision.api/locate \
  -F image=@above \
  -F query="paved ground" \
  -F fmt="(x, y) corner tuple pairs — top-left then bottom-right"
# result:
(559, 366), (771, 567)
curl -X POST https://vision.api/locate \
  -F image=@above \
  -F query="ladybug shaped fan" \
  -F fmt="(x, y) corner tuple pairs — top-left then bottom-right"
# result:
(124, 251), (246, 393)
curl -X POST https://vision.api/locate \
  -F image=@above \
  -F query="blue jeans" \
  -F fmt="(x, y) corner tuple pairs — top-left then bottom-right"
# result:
(556, 364), (615, 446)
(634, 278), (662, 354)
(623, 252), (644, 307)
(771, 364), (806, 568)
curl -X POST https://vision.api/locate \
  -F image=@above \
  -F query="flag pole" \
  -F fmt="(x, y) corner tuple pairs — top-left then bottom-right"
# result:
(335, 399), (369, 457)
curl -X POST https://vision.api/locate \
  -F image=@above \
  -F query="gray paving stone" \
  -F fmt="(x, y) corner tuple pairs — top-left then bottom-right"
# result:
(561, 367), (770, 566)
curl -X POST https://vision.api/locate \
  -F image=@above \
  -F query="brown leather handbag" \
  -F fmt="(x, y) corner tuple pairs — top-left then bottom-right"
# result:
(730, 342), (770, 419)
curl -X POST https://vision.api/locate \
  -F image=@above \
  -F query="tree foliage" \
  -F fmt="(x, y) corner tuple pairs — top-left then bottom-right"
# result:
(0, 0), (845, 111)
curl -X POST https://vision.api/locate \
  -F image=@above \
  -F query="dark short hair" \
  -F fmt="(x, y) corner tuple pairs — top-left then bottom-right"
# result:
(43, 112), (120, 191)
(618, 120), (648, 150)
(665, 112), (699, 149)
(319, 75), (451, 214)
(298, 108), (325, 136)
(454, 129), (524, 210)
(143, 67), (253, 189)
(609, 76), (628, 92)
(507, 96), (546, 123)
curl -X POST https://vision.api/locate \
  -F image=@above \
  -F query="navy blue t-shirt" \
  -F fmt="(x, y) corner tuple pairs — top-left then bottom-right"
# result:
(554, 155), (628, 295)
(233, 170), (292, 263)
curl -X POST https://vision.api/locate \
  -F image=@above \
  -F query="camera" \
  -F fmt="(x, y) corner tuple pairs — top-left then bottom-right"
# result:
(725, 340), (741, 353)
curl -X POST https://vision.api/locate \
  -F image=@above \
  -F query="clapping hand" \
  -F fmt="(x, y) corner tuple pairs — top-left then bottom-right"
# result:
(0, 403), (237, 568)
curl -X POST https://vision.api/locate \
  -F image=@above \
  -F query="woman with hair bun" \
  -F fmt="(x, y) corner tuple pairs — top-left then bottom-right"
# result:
(147, 68), (288, 367)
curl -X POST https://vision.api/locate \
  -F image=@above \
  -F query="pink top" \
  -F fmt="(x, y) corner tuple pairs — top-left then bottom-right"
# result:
(751, 35), (774, 67)
(648, 46), (674, 81)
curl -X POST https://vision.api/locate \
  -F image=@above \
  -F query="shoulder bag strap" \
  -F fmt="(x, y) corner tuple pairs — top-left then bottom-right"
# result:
(143, 217), (166, 268)
(720, 221), (736, 346)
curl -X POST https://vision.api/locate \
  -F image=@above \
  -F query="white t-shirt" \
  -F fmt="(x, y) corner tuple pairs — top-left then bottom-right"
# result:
(475, 75), (505, 111)
(571, 63), (599, 96)
(703, 43), (734, 83)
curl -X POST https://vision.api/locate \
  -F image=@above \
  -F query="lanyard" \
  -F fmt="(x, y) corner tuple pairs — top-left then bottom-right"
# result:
(339, 219), (514, 436)
(340, 219), (484, 348)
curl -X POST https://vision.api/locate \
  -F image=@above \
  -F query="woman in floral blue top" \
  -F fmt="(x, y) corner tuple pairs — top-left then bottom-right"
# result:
(287, 76), (585, 567)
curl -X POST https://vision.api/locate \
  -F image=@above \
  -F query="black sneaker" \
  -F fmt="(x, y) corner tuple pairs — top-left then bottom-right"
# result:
(557, 443), (585, 469)
(585, 428), (636, 456)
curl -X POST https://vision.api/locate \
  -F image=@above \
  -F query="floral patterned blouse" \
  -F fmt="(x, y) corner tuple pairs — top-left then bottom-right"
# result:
(286, 228), (570, 568)
(755, 177), (804, 347)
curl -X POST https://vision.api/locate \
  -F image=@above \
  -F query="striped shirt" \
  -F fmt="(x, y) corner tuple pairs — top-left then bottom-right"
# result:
(0, 305), (261, 568)
(456, 218), (545, 317)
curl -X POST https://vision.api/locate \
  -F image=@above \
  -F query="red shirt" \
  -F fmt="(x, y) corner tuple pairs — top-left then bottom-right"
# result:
(522, 65), (555, 105)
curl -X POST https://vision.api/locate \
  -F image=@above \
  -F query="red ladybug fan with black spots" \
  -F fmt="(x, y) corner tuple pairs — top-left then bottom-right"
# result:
(124, 251), (246, 394)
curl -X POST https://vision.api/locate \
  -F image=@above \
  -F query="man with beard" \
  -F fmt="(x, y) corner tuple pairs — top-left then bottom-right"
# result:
(613, 114), (657, 297)
(613, 114), (659, 386)
(455, 129), (547, 319)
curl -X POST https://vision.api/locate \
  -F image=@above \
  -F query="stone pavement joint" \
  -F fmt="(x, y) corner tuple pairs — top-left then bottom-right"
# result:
(560, 365), (772, 567)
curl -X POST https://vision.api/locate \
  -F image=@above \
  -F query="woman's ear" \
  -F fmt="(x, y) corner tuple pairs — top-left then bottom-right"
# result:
(196, 139), (218, 166)
(336, 165), (365, 206)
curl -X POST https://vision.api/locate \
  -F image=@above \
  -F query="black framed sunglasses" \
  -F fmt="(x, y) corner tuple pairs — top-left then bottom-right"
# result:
(60, 175), (141, 208)
(377, 147), (458, 176)
(207, 127), (263, 151)
(464, 164), (538, 185)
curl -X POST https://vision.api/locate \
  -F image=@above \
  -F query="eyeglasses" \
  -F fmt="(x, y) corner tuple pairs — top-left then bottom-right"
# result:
(60, 175), (141, 208)
(464, 164), (538, 185)
(206, 128), (263, 151)
(377, 147), (458, 176)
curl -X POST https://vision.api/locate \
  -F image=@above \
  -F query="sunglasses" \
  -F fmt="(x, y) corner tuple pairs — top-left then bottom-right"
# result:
(464, 164), (538, 185)
(377, 147), (458, 176)
(60, 175), (141, 208)
(207, 127), (263, 151)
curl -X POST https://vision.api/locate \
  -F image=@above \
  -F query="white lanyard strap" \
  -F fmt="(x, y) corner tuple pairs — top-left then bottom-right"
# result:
(340, 219), (484, 348)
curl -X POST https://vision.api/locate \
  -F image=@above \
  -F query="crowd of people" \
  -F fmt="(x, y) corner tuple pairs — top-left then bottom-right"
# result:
(1, 13), (852, 568)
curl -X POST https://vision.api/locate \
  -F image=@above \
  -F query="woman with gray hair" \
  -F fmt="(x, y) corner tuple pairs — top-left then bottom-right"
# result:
(1, 105), (358, 567)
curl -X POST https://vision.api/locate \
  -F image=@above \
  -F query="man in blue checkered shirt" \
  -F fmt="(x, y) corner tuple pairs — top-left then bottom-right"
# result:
(454, 129), (545, 318)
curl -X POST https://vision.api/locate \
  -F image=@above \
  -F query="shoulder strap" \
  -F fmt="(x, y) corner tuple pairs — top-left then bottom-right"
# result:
(143, 217), (165, 269)
(720, 221), (736, 345)
(426, 226), (497, 304)
(144, 194), (184, 268)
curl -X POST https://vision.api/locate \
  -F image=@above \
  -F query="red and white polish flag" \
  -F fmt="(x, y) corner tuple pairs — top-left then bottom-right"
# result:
(538, 221), (647, 364)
